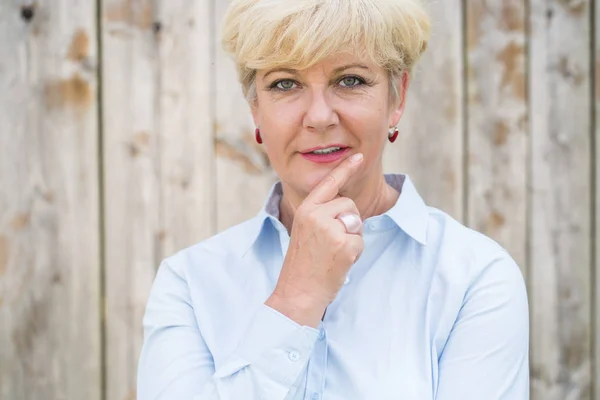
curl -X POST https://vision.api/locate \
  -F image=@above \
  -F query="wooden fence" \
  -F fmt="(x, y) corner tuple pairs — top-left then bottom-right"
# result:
(0, 0), (597, 399)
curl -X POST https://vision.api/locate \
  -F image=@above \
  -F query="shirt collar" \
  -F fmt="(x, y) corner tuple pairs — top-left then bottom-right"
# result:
(242, 173), (429, 257)
(383, 174), (429, 245)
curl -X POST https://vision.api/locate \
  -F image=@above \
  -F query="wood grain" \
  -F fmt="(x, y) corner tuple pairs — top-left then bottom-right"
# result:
(101, 0), (214, 399)
(0, 1), (101, 399)
(529, 0), (592, 398)
(214, 0), (278, 232)
(383, 0), (464, 221)
(465, 0), (528, 272)
(595, 0), (600, 397)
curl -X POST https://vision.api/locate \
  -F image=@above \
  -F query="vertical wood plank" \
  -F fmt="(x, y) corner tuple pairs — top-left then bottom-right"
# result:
(465, 0), (528, 271)
(595, 0), (600, 396)
(101, 1), (214, 399)
(214, 0), (277, 232)
(530, 0), (592, 398)
(383, 0), (464, 221)
(0, 1), (101, 399)
(155, 2), (215, 256)
(102, 2), (160, 398)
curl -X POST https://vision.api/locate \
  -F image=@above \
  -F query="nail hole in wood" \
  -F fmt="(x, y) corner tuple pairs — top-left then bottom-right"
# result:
(21, 5), (35, 22)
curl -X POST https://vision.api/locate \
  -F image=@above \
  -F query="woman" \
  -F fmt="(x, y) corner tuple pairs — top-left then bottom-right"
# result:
(137, 0), (529, 399)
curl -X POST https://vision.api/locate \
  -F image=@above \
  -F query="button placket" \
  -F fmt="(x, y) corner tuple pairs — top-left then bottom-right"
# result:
(304, 323), (327, 400)
(318, 328), (326, 341)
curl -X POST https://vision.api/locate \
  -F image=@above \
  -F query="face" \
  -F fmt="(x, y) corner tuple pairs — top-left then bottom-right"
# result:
(251, 52), (407, 198)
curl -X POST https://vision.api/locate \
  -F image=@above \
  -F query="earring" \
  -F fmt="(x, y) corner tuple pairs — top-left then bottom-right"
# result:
(388, 127), (399, 143)
(255, 128), (263, 144)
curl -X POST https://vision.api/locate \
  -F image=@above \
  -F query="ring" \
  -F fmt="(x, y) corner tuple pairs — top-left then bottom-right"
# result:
(337, 212), (362, 235)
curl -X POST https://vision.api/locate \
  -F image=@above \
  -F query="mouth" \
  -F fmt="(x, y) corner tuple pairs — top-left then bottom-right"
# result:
(301, 145), (349, 155)
(300, 145), (351, 164)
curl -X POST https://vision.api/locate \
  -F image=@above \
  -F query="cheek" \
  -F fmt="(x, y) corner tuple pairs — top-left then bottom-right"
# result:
(258, 102), (298, 147)
(343, 104), (388, 141)
(261, 100), (302, 135)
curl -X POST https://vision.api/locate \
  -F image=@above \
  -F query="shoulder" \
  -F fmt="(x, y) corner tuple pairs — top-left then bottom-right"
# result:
(162, 215), (265, 277)
(419, 207), (528, 343)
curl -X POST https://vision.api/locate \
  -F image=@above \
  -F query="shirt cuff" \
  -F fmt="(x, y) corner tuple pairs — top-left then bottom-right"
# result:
(235, 303), (320, 386)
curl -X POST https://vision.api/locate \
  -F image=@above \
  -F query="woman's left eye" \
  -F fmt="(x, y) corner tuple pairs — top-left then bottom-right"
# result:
(339, 76), (364, 87)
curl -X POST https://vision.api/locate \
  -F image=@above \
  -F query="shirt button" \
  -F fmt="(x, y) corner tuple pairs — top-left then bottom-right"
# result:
(344, 275), (351, 285)
(311, 394), (320, 400)
(288, 350), (300, 362)
(318, 329), (326, 340)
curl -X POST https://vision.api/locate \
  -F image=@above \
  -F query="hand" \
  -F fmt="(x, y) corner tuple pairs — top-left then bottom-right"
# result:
(266, 153), (365, 328)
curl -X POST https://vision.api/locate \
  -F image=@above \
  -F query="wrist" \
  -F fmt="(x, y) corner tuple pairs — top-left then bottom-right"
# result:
(265, 290), (327, 329)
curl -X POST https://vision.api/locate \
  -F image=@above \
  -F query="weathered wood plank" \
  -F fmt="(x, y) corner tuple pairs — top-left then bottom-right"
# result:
(595, 0), (600, 397)
(101, 1), (214, 399)
(465, 0), (528, 272)
(0, 1), (101, 399)
(529, 1), (592, 399)
(102, 2), (160, 398)
(383, 0), (464, 221)
(214, 0), (277, 232)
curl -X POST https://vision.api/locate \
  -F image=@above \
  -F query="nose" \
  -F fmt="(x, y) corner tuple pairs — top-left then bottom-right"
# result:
(302, 88), (339, 132)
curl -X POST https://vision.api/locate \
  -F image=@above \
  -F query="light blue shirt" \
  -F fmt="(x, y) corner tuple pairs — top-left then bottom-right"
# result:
(137, 174), (529, 400)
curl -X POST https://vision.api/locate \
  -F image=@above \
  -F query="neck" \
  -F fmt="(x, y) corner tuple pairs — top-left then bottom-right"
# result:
(279, 171), (400, 234)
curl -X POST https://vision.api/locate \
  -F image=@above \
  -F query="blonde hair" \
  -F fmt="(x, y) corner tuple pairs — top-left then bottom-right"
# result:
(221, 0), (431, 102)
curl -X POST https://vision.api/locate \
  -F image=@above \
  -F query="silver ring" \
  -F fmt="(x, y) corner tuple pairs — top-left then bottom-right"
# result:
(337, 212), (362, 235)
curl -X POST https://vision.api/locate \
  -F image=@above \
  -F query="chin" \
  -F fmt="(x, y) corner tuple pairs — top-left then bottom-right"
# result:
(284, 170), (322, 196)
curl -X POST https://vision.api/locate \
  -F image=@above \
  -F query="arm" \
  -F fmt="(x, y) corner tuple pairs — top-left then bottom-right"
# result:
(435, 251), (529, 400)
(137, 260), (319, 400)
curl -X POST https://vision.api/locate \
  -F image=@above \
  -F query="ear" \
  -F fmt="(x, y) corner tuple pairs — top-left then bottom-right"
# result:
(389, 71), (410, 127)
(250, 101), (260, 127)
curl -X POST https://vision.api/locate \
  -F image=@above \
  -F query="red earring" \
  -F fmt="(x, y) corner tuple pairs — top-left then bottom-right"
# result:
(388, 127), (399, 143)
(255, 128), (262, 144)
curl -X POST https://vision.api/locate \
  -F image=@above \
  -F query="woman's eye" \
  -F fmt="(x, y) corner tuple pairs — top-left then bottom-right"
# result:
(339, 76), (363, 87)
(274, 80), (297, 90)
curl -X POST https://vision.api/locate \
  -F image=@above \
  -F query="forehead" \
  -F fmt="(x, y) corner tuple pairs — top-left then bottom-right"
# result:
(259, 52), (383, 77)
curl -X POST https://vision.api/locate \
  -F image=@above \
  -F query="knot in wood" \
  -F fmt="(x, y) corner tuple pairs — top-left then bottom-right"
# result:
(20, 5), (35, 22)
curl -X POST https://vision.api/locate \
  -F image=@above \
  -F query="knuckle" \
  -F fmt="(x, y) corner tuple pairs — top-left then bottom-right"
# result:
(323, 174), (338, 188)
(349, 238), (364, 254)
(330, 234), (346, 249)
(356, 242), (365, 254)
(342, 197), (357, 211)
(335, 197), (357, 214)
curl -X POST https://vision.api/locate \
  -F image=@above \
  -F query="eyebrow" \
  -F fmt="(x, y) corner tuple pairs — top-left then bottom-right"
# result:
(263, 63), (372, 80)
(332, 63), (371, 74)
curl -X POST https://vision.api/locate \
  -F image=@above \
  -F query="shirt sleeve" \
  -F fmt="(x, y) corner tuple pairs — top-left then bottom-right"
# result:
(137, 259), (320, 400)
(435, 251), (530, 400)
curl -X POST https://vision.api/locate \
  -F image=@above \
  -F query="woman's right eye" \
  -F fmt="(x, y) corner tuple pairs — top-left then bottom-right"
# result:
(271, 79), (298, 91)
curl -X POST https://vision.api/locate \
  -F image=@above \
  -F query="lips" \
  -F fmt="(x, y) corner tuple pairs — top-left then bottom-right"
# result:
(301, 144), (349, 154)
(300, 146), (351, 164)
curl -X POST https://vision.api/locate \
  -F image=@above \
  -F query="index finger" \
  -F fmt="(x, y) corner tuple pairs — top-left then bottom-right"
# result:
(306, 153), (363, 205)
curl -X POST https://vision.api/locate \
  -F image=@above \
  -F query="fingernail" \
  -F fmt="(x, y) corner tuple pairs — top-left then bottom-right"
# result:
(350, 153), (363, 164)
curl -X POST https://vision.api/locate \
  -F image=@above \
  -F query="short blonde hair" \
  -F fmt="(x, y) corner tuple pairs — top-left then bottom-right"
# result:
(221, 0), (431, 102)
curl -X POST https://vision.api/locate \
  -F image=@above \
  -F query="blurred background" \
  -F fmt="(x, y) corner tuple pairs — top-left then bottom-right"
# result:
(0, 0), (596, 399)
